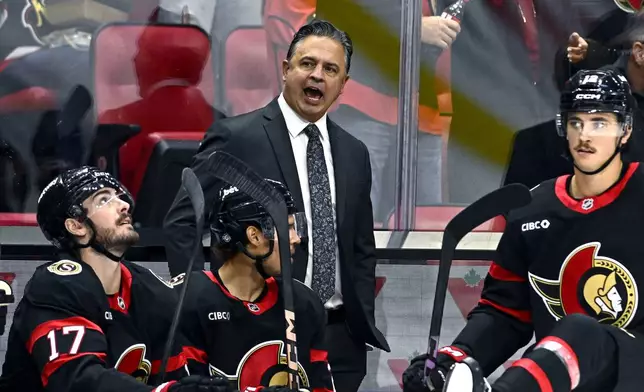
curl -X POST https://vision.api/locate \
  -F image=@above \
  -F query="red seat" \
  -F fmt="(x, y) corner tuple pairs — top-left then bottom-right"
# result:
(387, 206), (506, 232)
(223, 27), (273, 115)
(92, 23), (215, 198)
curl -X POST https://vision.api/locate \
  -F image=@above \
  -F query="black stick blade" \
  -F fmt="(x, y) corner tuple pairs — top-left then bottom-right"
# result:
(182, 167), (206, 230)
(445, 183), (533, 243)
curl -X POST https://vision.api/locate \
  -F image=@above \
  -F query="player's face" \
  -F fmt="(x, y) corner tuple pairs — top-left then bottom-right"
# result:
(282, 35), (349, 123)
(566, 112), (630, 172)
(262, 215), (302, 276)
(82, 188), (139, 252)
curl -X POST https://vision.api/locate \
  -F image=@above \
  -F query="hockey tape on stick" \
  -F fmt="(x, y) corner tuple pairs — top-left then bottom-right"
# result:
(206, 151), (300, 391)
(159, 167), (205, 381)
(425, 184), (532, 378)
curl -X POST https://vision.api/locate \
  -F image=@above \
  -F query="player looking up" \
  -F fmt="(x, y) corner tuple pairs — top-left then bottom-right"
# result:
(176, 179), (335, 392)
(0, 166), (228, 392)
(403, 68), (644, 392)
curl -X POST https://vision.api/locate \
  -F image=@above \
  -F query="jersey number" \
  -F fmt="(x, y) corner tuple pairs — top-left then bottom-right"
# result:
(47, 326), (86, 361)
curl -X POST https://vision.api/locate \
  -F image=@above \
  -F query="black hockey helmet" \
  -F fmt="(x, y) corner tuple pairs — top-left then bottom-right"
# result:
(557, 69), (635, 137)
(37, 166), (134, 259)
(210, 179), (306, 274)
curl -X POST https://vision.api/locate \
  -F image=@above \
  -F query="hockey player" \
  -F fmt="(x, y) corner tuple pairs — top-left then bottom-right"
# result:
(175, 179), (335, 392)
(0, 166), (229, 392)
(403, 68), (644, 392)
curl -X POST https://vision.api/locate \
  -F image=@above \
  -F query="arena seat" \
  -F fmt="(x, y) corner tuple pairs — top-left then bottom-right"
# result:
(132, 132), (203, 228)
(222, 27), (273, 115)
(387, 206), (506, 232)
(91, 23), (215, 204)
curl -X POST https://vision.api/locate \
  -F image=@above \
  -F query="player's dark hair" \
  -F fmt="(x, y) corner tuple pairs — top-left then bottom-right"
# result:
(285, 19), (353, 74)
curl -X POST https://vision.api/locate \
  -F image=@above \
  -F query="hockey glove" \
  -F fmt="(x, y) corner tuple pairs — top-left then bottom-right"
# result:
(402, 346), (472, 392)
(167, 375), (232, 392)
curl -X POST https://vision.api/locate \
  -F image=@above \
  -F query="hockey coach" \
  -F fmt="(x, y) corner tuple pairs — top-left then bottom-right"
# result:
(164, 19), (390, 392)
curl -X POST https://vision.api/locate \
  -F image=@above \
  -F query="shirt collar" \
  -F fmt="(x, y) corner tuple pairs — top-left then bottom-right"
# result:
(277, 93), (328, 140)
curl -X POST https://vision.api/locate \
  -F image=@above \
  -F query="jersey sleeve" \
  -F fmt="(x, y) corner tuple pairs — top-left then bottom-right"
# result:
(296, 282), (335, 392)
(440, 217), (534, 376)
(173, 273), (211, 377)
(14, 303), (161, 392)
(306, 309), (335, 392)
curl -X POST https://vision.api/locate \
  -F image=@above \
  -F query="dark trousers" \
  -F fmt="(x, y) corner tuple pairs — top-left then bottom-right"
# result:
(325, 307), (367, 392)
(494, 314), (643, 392)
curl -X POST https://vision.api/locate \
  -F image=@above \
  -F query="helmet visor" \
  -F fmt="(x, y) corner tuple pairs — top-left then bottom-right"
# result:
(556, 110), (629, 137)
(257, 212), (308, 241)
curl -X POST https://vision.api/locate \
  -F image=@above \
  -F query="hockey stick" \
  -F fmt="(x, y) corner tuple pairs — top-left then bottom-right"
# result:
(425, 184), (532, 375)
(205, 151), (300, 391)
(159, 168), (205, 382)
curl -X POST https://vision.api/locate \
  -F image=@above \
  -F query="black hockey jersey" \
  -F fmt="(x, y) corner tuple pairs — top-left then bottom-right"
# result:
(0, 259), (188, 392)
(446, 162), (644, 376)
(176, 271), (334, 392)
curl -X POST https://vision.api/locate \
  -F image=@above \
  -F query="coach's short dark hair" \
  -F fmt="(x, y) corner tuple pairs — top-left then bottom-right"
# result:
(286, 19), (353, 74)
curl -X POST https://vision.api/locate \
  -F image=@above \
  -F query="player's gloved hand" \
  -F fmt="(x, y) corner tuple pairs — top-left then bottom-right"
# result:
(403, 353), (448, 392)
(403, 346), (471, 392)
(168, 375), (233, 392)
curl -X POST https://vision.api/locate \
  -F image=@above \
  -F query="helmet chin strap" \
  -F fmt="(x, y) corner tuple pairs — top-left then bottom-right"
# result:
(237, 240), (275, 279)
(75, 219), (124, 262)
(564, 136), (624, 176)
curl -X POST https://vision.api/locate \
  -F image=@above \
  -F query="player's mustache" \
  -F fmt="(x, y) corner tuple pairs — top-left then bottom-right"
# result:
(574, 143), (596, 153)
(116, 214), (132, 225)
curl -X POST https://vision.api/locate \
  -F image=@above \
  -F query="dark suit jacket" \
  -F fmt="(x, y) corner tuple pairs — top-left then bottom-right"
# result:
(163, 98), (390, 352)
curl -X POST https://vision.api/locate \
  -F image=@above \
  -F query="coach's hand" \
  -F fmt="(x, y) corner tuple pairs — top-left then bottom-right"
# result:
(168, 375), (232, 392)
(403, 353), (453, 392)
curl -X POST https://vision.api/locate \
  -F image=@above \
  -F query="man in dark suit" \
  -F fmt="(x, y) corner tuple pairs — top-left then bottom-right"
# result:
(163, 20), (390, 391)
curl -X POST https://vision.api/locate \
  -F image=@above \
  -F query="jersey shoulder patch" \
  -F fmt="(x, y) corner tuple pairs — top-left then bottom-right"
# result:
(46, 260), (83, 276)
(24, 260), (106, 318)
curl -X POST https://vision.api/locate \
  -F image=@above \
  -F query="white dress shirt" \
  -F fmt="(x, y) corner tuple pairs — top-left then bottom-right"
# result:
(277, 94), (343, 309)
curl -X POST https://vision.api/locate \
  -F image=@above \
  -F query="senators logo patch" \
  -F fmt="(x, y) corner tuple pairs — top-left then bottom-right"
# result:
(209, 341), (309, 391)
(114, 344), (152, 384)
(529, 242), (638, 328)
(47, 260), (82, 276)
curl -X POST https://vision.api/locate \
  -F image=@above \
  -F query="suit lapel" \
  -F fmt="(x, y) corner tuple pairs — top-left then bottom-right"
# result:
(328, 120), (347, 229)
(262, 99), (305, 215)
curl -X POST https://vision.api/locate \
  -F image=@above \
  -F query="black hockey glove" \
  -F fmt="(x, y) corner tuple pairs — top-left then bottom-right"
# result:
(167, 375), (232, 392)
(402, 346), (472, 392)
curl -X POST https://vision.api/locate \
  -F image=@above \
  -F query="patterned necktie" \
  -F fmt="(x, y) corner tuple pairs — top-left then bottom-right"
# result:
(304, 124), (336, 303)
